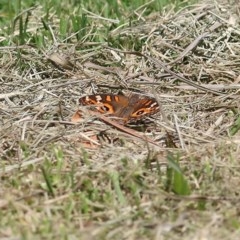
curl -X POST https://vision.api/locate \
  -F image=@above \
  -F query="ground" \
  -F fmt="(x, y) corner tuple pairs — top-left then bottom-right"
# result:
(1, 0), (240, 239)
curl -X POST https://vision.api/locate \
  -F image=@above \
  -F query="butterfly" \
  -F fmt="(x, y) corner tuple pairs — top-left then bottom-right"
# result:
(78, 93), (160, 124)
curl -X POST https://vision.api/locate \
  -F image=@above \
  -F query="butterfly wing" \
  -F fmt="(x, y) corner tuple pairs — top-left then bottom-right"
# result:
(130, 97), (160, 119)
(79, 94), (128, 115)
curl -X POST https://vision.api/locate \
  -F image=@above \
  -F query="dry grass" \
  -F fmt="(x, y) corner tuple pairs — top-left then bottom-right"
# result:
(1, 0), (240, 239)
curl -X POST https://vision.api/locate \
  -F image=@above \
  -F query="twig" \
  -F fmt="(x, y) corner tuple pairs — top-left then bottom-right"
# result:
(173, 114), (185, 150)
(169, 22), (223, 64)
(104, 46), (226, 96)
(72, 110), (161, 148)
(0, 91), (25, 99)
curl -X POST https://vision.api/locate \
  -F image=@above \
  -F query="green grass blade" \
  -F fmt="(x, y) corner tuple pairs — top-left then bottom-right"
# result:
(166, 153), (191, 195)
(230, 114), (240, 136)
(41, 165), (55, 197)
(110, 171), (126, 205)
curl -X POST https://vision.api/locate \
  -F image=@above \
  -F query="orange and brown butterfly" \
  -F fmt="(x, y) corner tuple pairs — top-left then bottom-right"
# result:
(72, 93), (160, 124)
